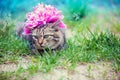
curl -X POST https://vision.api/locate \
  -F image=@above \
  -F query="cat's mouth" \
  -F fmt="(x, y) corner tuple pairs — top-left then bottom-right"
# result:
(35, 43), (48, 49)
(40, 44), (44, 47)
(39, 44), (52, 50)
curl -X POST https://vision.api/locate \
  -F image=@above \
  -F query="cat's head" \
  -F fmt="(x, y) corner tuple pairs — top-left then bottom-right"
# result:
(31, 21), (65, 50)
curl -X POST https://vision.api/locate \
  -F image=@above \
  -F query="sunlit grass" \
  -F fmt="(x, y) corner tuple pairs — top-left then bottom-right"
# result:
(1, 28), (120, 79)
(0, 21), (30, 64)
(0, 11), (120, 79)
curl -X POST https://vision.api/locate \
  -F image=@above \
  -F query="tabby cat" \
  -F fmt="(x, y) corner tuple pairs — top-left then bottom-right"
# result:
(15, 21), (66, 55)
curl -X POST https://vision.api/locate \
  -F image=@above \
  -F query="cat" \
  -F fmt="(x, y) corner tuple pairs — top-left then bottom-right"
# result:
(15, 21), (66, 55)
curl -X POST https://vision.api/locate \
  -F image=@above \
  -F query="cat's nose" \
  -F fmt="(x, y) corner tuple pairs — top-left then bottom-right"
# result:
(38, 39), (43, 44)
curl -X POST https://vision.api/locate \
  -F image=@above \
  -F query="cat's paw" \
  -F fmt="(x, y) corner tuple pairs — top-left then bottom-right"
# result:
(31, 49), (37, 55)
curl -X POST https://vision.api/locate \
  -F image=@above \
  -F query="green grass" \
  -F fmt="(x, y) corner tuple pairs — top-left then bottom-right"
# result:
(0, 14), (120, 79)
(0, 71), (27, 80)
(0, 23), (30, 64)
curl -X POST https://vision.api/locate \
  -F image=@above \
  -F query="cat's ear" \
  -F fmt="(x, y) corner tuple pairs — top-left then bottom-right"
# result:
(53, 20), (60, 27)
(49, 20), (60, 28)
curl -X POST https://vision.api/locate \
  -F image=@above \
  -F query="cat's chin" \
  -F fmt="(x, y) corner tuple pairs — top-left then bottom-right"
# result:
(35, 46), (45, 50)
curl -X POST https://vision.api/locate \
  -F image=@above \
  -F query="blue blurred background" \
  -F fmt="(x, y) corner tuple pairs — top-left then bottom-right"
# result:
(0, 0), (120, 20)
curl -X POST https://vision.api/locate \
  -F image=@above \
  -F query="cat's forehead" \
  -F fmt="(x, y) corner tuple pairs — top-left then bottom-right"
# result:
(32, 28), (42, 35)
(44, 27), (54, 31)
(32, 27), (55, 36)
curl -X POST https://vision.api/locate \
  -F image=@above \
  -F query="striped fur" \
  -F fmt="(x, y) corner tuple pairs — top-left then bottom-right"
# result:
(15, 21), (66, 55)
(31, 22), (66, 54)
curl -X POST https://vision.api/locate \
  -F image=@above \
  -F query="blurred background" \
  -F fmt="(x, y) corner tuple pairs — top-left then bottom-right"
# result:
(1, 0), (120, 39)
(0, 0), (120, 20)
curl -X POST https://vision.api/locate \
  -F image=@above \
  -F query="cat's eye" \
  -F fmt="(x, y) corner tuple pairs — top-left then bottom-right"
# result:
(44, 35), (49, 38)
(33, 36), (38, 39)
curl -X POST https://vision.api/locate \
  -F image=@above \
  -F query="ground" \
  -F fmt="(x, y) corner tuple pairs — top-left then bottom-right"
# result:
(0, 57), (119, 80)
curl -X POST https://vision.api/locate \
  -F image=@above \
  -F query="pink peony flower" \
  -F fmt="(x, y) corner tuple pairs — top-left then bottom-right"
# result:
(59, 21), (66, 29)
(24, 3), (66, 35)
(23, 27), (31, 34)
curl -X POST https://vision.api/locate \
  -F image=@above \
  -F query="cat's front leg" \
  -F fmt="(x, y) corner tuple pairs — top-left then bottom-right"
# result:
(29, 41), (38, 55)
(31, 48), (38, 55)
